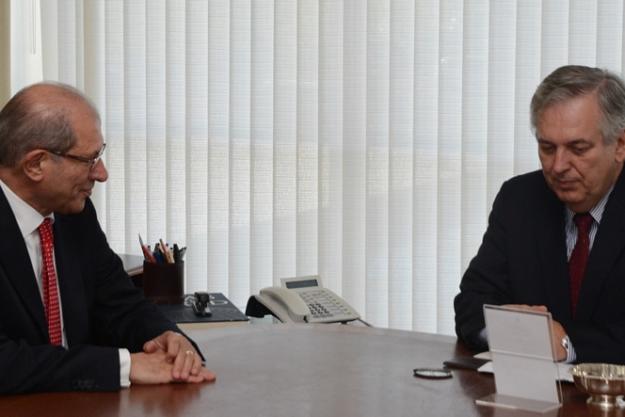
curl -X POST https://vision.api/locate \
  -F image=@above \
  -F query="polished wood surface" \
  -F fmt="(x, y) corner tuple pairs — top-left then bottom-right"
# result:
(0, 324), (612, 417)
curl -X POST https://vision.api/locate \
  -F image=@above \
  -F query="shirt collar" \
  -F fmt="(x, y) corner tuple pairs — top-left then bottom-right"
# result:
(564, 185), (614, 226)
(0, 179), (54, 238)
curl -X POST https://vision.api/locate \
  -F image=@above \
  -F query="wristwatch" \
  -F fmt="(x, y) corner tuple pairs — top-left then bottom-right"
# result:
(560, 335), (571, 359)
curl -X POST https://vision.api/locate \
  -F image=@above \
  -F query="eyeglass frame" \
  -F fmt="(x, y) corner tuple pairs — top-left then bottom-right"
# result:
(48, 143), (107, 169)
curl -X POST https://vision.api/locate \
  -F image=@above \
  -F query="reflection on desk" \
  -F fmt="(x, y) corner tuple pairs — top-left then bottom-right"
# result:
(0, 325), (594, 417)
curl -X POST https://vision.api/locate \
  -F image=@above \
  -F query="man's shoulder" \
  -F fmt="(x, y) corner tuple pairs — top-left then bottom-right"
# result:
(503, 169), (546, 189)
(499, 170), (551, 199)
(494, 170), (560, 216)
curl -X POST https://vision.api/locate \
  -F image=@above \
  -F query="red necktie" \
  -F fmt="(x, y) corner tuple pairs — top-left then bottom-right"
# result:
(38, 218), (62, 346)
(569, 213), (593, 316)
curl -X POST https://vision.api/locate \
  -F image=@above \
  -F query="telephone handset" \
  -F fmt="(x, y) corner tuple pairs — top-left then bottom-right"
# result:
(258, 287), (311, 323)
(250, 275), (360, 324)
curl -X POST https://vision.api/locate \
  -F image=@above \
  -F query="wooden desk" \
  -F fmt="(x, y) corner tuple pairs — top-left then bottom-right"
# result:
(0, 325), (601, 417)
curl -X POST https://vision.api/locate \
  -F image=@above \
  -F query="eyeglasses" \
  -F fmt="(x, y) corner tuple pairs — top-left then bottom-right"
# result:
(50, 143), (107, 169)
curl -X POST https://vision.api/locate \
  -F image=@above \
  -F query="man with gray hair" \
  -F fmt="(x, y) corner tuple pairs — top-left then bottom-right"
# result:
(0, 82), (215, 393)
(455, 65), (625, 363)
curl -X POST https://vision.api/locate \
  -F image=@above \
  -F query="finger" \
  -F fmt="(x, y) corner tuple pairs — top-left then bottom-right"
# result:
(505, 304), (543, 312)
(186, 368), (217, 383)
(503, 304), (525, 310)
(143, 338), (164, 353)
(172, 349), (194, 379)
(190, 355), (202, 376)
(143, 340), (157, 353)
(180, 350), (196, 379)
(185, 374), (205, 383)
(199, 367), (217, 382)
(166, 334), (184, 359)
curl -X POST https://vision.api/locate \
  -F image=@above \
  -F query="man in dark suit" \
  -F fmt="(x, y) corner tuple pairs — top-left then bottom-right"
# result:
(455, 65), (625, 364)
(0, 82), (215, 393)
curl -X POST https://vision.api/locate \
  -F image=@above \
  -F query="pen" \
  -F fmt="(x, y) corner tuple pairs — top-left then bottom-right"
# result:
(138, 234), (156, 263)
(173, 243), (181, 263)
(159, 238), (174, 263)
(153, 243), (165, 263)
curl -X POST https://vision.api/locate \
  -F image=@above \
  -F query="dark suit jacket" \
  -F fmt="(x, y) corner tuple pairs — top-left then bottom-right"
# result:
(455, 169), (625, 364)
(0, 189), (183, 393)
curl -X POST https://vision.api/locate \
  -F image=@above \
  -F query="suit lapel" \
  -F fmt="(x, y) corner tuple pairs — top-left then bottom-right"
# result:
(534, 181), (571, 321)
(576, 170), (625, 320)
(53, 215), (88, 347)
(0, 188), (47, 339)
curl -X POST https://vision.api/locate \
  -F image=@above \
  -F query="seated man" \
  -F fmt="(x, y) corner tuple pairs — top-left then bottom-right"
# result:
(0, 82), (215, 393)
(455, 65), (625, 364)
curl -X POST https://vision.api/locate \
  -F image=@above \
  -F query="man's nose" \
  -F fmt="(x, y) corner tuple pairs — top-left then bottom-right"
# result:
(552, 148), (570, 173)
(89, 159), (109, 182)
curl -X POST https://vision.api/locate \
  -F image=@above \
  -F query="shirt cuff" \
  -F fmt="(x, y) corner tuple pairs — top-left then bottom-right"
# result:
(119, 348), (131, 387)
(478, 327), (488, 343)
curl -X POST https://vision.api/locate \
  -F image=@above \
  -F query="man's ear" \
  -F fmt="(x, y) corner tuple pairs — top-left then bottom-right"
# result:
(20, 149), (50, 182)
(615, 130), (625, 164)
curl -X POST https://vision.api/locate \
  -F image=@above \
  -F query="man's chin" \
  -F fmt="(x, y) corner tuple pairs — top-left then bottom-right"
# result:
(554, 191), (588, 211)
(57, 200), (87, 215)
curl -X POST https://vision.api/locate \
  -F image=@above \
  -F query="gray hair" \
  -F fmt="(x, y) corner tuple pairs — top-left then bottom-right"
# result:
(0, 82), (99, 167)
(530, 65), (625, 144)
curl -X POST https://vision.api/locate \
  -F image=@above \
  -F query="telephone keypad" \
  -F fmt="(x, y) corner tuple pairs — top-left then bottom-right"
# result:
(279, 275), (359, 323)
(300, 290), (353, 319)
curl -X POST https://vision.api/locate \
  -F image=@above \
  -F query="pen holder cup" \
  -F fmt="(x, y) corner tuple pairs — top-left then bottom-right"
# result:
(142, 261), (184, 304)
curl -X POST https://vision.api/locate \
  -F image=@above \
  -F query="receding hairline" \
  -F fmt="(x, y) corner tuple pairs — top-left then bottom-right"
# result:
(18, 82), (100, 122)
(0, 81), (103, 167)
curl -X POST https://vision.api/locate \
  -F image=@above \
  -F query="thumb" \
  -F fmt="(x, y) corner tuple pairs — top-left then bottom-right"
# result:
(143, 337), (163, 353)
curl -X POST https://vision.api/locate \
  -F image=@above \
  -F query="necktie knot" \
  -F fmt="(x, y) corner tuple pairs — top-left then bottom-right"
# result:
(39, 217), (53, 240)
(573, 212), (593, 234)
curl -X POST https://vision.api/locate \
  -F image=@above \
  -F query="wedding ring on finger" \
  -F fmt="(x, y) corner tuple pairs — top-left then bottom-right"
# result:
(185, 350), (194, 356)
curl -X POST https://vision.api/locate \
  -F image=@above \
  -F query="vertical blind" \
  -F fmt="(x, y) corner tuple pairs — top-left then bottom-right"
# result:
(10, 0), (625, 335)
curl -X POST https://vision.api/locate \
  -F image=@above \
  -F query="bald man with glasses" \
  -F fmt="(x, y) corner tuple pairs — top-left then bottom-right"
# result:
(0, 82), (215, 393)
